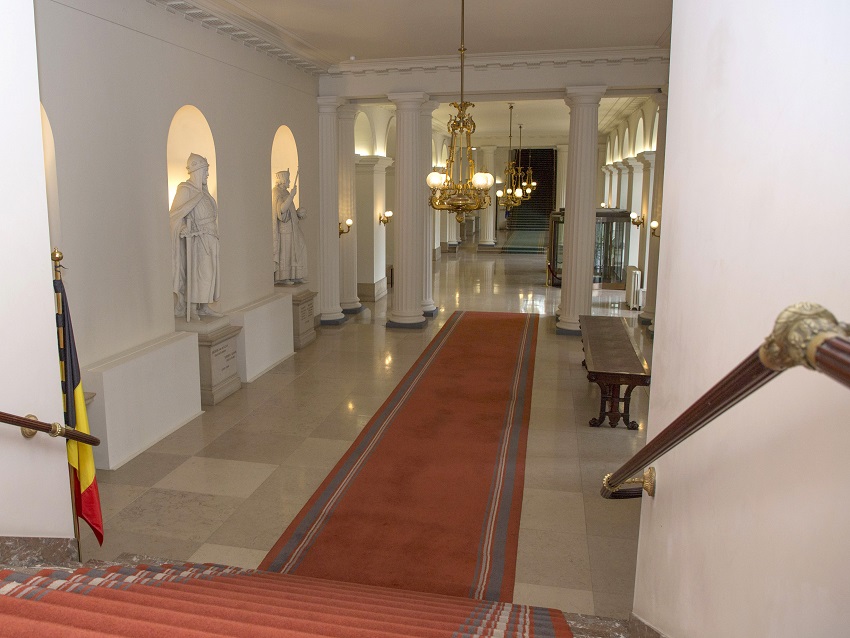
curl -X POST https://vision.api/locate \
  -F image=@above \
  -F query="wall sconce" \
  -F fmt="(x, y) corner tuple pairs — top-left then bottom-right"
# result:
(650, 220), (660, 237)
(629, 211), (645, 228)
(379, 210), (393, 225)
(338, 218), (353, 236)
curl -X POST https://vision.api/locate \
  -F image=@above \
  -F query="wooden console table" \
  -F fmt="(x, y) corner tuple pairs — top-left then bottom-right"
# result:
(579, 315), (651, 430)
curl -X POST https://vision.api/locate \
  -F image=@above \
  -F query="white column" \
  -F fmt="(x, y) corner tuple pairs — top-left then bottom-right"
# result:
(597, 141), (608, 208)
(556, 144), (569, 210)
(355, 156), (393, 302)
(613, 160), (629, 209)
(556, 85), (606, 335)
(636, 151), (656, 288)
(387, 92), (427, 329)
(479, 145), (497, 246)
(420, 100), (438, 317)
(446, 213), (459, 248)
(338, 104), (362, 314)
(625, 157), (644, 267)
(317, 96), (346, 324)
(601, 166), (613, 207)
(640, 94), (668, 327)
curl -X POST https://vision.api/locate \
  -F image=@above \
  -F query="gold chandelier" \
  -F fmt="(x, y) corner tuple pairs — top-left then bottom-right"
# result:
(496, 106), (537, 210)
(426, 0), (493, 223)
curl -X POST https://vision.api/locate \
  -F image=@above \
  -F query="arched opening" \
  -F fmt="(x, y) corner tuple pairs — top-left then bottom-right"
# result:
(40, 104), (61, 248)
(613, 136), (620, 163)
(651, 107), (660, 150)
(385, 116), (397, 160)
(634, 116), (645, 156)
(354, 111), (373, 156)
(606, 139), (612, 164)
(166, 105), (216, 207)
(271, 125), (299, 207)
(622, 127), (631, 159)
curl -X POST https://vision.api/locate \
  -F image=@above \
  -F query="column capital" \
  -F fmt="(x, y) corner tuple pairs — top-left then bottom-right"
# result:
(387, 92), (430, 109)
(557, 144), (569, 154)
(317, 95), (346, 112)
(479, 145), (497, 153)
(636, 151), (656, 169)
(565, 85), (607, 107)
(337, 103), (359, 120)
(624, 157), (643, 170)
(652, 92), (668, 110)
(355, 155), (394, 171)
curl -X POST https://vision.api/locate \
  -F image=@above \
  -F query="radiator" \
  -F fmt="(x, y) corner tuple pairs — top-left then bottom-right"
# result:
(626, 267), (642, 310)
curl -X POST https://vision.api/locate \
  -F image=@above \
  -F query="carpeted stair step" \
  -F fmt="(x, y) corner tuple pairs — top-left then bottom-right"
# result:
(0, 564), (573, 637)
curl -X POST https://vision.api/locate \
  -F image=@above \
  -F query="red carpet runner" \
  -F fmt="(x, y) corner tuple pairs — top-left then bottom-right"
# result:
(0, 561), (573, 636)
(261, 311), (539, 602)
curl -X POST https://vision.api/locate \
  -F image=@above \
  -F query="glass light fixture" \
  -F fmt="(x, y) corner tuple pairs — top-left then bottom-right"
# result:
(338, 218), (354, 236)
(650, 220), (660, 237)
(379, 210), (393, 225)
(629, 211), (645, 227)
(426, 0), (493, 223)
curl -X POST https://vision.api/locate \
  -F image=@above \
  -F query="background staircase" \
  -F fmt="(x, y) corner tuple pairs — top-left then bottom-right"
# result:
(0, 556), (629, 637)
(503, 149), (555, 255)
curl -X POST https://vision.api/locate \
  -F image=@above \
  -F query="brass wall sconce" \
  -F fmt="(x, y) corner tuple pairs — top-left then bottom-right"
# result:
(338, 218), (353, 236)
(629, 211), (645, 228)
(379, 210), (393, 225)
(650, 220), (660, 237)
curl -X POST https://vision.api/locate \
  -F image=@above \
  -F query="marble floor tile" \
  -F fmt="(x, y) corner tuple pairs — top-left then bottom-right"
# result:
(280, 437), (352, 471)
(593, 591), (635, 621)
(97, 451), (189, 487)
(96, 483), (149, 522)
(195, 428), (305, 465)
(80, 524), (202, 564)
(108, 488), (241, 544)
(514, 528), (592, 590)
(189, 543), (270, 570)
(154, 456), (277, 498)
(520, 488), (587, 535)
(583, 496), (642, 540)
(523, 455), (584, 492)
(512, 583), (595, 616)
(587, 535), (639, 595)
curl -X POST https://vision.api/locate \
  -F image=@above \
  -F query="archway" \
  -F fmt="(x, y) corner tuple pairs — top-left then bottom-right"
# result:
(166, 105), (216, 207)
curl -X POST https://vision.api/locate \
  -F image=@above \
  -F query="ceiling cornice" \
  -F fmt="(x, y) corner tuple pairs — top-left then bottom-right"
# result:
(148, 0), (330, 74)
(326, 47), (670, 78)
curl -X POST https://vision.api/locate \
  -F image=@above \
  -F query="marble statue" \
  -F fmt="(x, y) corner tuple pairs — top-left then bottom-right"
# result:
(170, 153), (222, 320)
(273, 169), (308, 285)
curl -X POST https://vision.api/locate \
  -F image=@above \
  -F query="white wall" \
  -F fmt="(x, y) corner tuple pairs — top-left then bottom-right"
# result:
(1, 0), (74, 539)
(633, 2), (850, 637)
(34, 0), (319, 366)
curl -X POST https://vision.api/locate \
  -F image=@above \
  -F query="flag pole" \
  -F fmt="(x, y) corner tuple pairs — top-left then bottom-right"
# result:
(52, 248), (82, 562)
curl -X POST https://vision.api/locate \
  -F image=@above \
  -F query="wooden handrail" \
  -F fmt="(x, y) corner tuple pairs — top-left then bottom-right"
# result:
(601, 302), (850, 499)
(1, 410), (100, 446)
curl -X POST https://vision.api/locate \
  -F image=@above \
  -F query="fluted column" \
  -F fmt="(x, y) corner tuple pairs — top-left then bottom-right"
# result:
(338, 105), (362, 314)
(613, 160), (628, 209)
(597, 141), (608, 208)
(601, 166), (614, 207)
(478, 145), (497, 247)
(446, 213), (459, 248)
(387, 92), (427, 329)
(636, 151), (656, 288)
(421, 100), (438, 317)
(557, 85), (606, 335)
(640, 94), (668, 327)
(317, 96), (346, 325)
(625, 157), (644, 267)
(556, 144), (569, 210)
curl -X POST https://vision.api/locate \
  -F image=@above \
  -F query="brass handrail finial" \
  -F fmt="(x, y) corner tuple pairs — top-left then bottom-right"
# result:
(52, 247), (64, 280)
(759, 302), (849, 371)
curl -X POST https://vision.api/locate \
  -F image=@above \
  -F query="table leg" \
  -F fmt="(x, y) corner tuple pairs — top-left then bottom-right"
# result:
(606, 384), (623, 427)
(589, 382), (609, 427)
(623, 385), (639, 430)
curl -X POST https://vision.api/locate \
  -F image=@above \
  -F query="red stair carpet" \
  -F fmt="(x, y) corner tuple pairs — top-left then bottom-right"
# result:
(0, 561), (574, 637)
(261, 311), (538, 602)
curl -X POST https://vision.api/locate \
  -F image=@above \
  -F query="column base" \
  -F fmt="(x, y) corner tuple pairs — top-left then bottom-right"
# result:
(556, 317), (581, 335)
(320, 313), (347, 325)
(386, 313), (427, 329)
(639, 311), (654, 325)
(422, 307), (438, 318)
(341, 304), (365, 315)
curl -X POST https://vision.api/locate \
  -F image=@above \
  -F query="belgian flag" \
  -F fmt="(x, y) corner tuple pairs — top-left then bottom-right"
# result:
(55, 278), (104, 545)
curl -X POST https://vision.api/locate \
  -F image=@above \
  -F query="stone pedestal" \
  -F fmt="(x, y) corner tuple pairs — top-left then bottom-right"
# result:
(176, 315), (242, 406)
(291, 287), (318, 349)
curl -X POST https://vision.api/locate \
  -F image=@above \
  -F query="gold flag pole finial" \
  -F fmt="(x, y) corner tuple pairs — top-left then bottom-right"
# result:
(52, 247), (64, 281)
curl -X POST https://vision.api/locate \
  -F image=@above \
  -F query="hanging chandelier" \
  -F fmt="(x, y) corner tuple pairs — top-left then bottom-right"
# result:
(496, 104), (523, 210)
(426, 0), (493, 223)
(515, 123), (537, 201)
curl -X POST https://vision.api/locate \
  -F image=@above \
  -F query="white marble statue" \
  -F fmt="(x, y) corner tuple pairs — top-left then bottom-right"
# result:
(273, 169), (308, 285)
(170, 153), (222, 320)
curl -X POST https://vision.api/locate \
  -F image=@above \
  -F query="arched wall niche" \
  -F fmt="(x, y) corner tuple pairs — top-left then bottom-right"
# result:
(354, 111), (373, 156)
(651, 107), (660, 150)
(40, 104), (61, 249)
(606, 139), (612, 164)
(439, 141), (448, 168)
(613, 136), (620, 163)
(166, 105), (216, 208)
(385, 116), (397, 160)
(622, 126), (631, 158)
(634, 116), (646, 155)
(271, 125), (300, 207)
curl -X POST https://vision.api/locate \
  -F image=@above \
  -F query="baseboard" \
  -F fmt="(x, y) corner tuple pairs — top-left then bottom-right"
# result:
(0, 536), (78, 567)
(629, 613), (670, 638)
